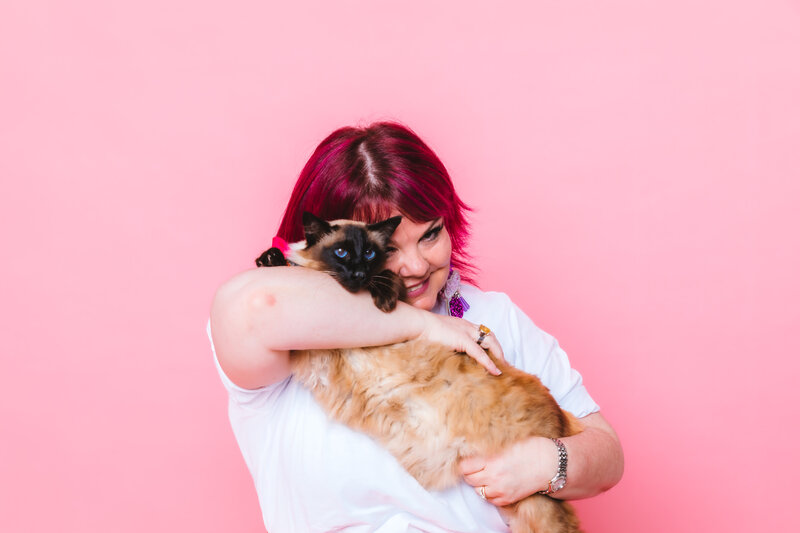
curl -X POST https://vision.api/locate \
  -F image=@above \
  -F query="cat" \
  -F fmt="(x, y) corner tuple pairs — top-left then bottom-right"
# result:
(256, 213), (406, 312)
(256, 212), (584, 533)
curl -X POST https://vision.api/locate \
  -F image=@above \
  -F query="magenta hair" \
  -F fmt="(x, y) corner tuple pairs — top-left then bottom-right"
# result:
(275, 122), (475, 282)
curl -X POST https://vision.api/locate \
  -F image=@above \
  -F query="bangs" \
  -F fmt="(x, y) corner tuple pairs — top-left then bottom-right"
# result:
(348, 175), (449, 226)
(349, 196), (397, 224)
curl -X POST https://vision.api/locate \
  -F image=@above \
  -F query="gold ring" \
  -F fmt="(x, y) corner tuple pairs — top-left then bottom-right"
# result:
(477, 324), (491, 346)
(479, 485), (486, 500)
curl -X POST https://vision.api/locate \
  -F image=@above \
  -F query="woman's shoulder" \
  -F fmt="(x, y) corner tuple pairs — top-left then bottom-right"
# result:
(458, 284), (551, 360)
(458, 284), (525, 343)
(459, 283), (516, 313)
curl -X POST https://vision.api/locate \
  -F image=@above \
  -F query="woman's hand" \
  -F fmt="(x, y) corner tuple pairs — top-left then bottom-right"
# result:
(417, 313), (505, 375)
(460, 413), (624, 505)
(460, 436), (554, 507)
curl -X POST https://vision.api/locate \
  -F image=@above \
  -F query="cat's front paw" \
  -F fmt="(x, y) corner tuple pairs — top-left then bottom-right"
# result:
(368, 269), (405, 312)
(255, 247), (287, 267)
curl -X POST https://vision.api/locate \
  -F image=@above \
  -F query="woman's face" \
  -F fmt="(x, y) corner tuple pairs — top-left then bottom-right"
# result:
(383, 214), (452, 311)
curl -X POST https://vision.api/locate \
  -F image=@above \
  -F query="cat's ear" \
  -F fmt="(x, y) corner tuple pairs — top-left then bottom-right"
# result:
(302, 212), (333, 247)
(367, 215), (402, 244)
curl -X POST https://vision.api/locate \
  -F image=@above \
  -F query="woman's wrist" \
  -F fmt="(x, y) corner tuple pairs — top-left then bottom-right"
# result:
(545, 413), (624, 500)
(536, 437), (568, 495)
(524, 436), (564, 497)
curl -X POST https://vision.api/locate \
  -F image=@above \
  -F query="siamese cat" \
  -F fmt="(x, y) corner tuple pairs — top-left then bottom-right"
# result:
(255, 213), (583, 533)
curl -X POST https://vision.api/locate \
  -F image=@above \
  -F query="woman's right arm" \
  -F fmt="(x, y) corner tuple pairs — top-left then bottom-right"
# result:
(210, 266), (501, 390)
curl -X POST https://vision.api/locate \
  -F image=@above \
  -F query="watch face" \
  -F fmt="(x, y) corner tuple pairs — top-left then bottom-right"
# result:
(552, 477), (567, 492)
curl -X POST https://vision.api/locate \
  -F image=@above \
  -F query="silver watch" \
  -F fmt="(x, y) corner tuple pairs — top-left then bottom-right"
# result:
(538, 438), (567, 495)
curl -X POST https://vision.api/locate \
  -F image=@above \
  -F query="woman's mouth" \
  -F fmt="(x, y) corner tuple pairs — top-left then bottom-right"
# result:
(405, 278), (429, 299)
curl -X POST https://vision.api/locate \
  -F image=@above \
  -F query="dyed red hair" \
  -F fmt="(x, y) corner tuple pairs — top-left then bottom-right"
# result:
(276, 122), (474, 281)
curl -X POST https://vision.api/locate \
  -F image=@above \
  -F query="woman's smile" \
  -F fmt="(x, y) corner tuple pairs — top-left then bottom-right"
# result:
(405, 278), (430, 298)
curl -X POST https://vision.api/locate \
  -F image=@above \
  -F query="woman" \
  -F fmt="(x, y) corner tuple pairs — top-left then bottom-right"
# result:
(209, 122), (623, 532)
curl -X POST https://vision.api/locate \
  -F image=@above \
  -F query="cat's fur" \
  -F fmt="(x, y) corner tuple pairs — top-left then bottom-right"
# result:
(256, 213), (584, 533)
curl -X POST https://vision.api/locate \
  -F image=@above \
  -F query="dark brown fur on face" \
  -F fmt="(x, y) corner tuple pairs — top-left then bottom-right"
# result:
(256, 215), (584, 533)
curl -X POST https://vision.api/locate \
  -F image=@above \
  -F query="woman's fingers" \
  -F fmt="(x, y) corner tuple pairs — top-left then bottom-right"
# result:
(460, 457), (499, 504)
(481, 331), (506, 364)
(464, 342), (501, 375)
(459, 455), (485, 477)
(463, 322), (503, 374)
(419, 315), (504, 375)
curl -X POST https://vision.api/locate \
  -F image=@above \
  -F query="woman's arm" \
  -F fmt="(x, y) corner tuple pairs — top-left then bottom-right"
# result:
(460, 412), (623, 506)
(210, 266), (501, 390)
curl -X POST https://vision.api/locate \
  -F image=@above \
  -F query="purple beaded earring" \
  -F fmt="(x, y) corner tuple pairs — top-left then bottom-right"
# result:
(440, 268), (469, 318)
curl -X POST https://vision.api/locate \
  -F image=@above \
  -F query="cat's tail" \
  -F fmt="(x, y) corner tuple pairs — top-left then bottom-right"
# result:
(507, 494), (582, 533)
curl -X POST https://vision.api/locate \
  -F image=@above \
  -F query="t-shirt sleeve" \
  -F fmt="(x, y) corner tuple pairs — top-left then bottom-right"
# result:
(207, 319), (290, 409)
(501, 296), (600, 418)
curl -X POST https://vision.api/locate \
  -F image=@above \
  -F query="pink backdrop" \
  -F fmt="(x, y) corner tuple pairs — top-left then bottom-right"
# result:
(2, 1), (799, 532)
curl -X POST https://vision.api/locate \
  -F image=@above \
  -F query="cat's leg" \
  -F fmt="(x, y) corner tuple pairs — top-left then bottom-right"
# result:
(367, 269), (406, 312)
(255, 247), (287, 267)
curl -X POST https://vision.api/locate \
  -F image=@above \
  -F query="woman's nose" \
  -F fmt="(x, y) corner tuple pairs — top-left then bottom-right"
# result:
(397, 248), (428, 278)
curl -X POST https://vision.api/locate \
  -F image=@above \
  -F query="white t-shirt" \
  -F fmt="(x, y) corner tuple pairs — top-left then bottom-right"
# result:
(208, 284), (599, 533)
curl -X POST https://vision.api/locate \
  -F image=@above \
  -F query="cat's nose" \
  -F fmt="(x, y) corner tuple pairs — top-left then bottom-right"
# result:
(353, 271), (366, 280)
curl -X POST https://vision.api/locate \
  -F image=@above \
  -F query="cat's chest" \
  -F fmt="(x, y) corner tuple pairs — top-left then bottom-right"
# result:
(340, 348), (416, 394)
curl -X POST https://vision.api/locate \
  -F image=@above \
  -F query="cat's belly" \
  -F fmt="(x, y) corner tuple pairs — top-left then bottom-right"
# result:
(292, 340), (575, 491)
(292, 347), (463, 489)
(345, 350), (465, 488)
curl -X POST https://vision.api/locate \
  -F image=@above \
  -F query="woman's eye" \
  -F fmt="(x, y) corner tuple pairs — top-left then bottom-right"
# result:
(364, 249), (376, 261)
(422, 225), (443, 241)
(334, 248), (348, 258)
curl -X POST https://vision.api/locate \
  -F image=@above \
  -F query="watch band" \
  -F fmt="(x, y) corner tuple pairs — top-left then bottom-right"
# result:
(538, 438), (568, 495)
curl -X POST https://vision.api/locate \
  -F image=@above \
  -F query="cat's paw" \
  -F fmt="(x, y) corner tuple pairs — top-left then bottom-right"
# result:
(369, 269), (405, 312)
(372, 291), (398, 312)
(255, 247), (287, 267)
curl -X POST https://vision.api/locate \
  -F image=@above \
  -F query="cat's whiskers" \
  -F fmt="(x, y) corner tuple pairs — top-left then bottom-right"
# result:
(368, 274), (392, 286)
(367, 275), (395, 291)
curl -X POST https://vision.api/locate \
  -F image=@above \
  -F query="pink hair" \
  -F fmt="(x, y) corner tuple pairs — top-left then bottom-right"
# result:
(276, 122), (474, 281)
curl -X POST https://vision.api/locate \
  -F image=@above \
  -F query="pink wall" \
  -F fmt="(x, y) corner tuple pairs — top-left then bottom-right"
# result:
(2, 1), (798, 531)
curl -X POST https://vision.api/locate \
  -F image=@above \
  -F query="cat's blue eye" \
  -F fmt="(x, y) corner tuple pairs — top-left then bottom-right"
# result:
(364, 249), (376, 261)
(334, 248), (348, 258)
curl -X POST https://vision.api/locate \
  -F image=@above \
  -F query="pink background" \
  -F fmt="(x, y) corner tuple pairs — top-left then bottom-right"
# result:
(2, 1), (799, 532)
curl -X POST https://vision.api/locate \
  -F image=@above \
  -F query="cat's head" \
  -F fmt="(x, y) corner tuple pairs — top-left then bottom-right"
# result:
(302, 212), (402, 293)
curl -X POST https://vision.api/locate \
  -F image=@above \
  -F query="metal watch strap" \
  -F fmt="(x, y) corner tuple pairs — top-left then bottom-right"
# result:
(538, 438), (568, 495)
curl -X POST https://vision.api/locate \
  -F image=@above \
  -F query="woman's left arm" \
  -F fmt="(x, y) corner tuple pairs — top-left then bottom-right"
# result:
(460, 411), (623, 506)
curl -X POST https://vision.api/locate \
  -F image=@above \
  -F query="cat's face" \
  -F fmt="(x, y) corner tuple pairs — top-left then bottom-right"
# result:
(384, 215), (452, 311)
(302, 213), (401, 293)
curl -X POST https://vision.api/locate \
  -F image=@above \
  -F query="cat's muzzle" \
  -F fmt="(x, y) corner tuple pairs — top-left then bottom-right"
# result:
(339, 271), (368, 292)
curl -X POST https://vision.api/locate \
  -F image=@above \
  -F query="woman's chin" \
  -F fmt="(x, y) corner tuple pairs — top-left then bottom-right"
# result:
(404, 292), (438, 312)
(410, 298), (435, 311)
